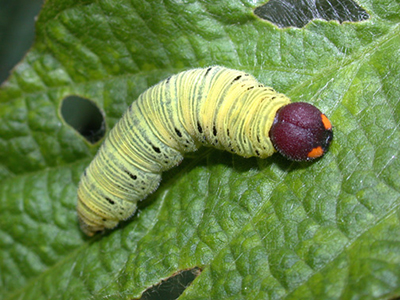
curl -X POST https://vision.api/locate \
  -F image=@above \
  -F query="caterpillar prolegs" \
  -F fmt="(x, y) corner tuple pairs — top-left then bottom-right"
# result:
(77, 66), (333, 236)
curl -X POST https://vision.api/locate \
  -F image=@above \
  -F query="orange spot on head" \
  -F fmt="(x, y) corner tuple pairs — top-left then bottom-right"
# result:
(321, 114), (332, 130)
(307, 146), (324, 159)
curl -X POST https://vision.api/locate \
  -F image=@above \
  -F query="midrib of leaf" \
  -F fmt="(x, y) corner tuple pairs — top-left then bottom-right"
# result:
(286, 22), (399, 97)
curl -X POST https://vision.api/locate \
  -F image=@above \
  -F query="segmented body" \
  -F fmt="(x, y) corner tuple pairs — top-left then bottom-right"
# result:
(77, 66), (293, 235)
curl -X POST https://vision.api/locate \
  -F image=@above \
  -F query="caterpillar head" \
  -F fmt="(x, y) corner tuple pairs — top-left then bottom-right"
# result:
(269, 102), (333, 161)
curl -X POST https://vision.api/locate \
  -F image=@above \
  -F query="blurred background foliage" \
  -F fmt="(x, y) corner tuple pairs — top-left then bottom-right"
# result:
(0, 0), (44, 84)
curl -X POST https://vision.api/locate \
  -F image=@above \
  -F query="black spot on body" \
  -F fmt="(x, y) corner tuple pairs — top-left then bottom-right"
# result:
(166, 76), (171, 84)
(152, 145), (161, 153)
(125, 170), (137, 180)
(175, 128), (182, 137)
(227, 129), (230, 136)
(232, 75), (242, 83)
(247, 86), (254, 91)
(256, 150), (260, 156)
(197, 122), (203, 133)
(105, 197), (115, 205)
(205, 67), (212, 76)
(213, 126), (217, 136)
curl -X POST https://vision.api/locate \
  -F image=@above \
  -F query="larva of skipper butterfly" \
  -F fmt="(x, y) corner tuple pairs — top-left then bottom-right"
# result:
(77, 66), (333, 236)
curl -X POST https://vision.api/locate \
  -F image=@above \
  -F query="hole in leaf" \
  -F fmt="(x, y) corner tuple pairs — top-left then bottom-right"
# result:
(254, 0), (369, 28)
(61, 95), (105, 143)
(135, 267), (202, 300)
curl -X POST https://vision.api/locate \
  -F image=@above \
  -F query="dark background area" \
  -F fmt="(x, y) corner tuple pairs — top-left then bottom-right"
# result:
(0, 0), (44, 84)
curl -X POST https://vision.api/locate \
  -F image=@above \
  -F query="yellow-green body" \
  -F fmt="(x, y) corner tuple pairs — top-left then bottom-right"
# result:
(77, 66), (291, 235)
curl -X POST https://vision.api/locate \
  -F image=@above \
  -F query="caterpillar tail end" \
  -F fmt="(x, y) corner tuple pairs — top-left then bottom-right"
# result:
(78, 217), (101, 237)
(77, 195), (119, 236)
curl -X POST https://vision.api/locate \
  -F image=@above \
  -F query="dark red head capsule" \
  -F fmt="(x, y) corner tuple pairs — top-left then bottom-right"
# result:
(269, 102), (333, 161)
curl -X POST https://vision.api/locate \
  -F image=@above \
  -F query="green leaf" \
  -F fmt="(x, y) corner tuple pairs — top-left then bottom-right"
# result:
(1, 0), (400, 299)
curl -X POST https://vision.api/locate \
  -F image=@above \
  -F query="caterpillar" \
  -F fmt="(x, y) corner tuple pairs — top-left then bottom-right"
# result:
(77, 66), (333, 236)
